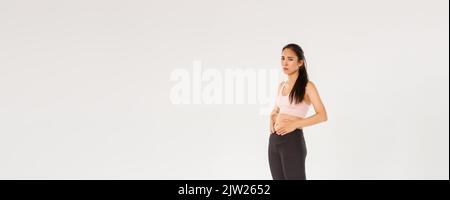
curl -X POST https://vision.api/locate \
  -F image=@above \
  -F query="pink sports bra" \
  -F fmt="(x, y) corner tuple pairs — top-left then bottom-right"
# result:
(276, 81), (310, 118)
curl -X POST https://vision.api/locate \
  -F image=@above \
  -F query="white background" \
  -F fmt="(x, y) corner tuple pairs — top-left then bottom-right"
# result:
(0, 0), (448, 179)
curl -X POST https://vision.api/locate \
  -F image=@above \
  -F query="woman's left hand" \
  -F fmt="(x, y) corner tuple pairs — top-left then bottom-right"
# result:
(274, 119), (298, 135)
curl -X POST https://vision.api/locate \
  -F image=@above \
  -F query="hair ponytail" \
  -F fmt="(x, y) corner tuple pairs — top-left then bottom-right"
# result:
(282, 43), (309, 104)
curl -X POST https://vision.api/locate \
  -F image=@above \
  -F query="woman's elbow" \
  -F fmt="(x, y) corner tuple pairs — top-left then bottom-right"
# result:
(320, 112), (328, 122)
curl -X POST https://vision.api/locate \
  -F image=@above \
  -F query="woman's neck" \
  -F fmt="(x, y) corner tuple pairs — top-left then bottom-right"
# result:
(287, 71), (298, 86)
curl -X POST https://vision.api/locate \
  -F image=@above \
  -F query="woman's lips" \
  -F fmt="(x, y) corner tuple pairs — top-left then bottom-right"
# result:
(283, 67), (288, 71)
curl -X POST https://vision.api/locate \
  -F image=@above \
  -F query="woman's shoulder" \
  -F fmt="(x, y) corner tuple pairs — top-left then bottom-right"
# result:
(305, 81), (320, 96)
(306, 81), (316, 90)
(277, 80), (286, 92)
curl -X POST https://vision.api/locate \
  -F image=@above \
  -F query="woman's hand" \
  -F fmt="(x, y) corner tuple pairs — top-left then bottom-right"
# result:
(270, 109), (279, 134)
(270, 119), (275, 134)
(274, 118), (301, 135)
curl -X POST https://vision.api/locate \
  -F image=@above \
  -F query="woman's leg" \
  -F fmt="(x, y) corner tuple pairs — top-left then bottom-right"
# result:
(279, 129), (307, 180)
(268, 135), (285, 180)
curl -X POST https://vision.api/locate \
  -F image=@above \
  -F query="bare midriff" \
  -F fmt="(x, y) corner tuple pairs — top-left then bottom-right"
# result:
(274, 113), (303, 128)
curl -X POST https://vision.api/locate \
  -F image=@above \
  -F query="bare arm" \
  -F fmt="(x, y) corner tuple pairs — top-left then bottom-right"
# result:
(269, 82), (284, 133)
(269, 107), (279, 134)
(293, 81), (327, 129)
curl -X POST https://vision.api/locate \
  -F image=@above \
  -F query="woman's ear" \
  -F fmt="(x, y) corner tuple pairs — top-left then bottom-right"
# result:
(298, 59), (304, 67)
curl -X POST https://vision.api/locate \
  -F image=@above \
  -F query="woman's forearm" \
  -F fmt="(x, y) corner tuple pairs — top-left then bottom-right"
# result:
(270, 109), (279, 123)
(269, 109), (279, 133)
(294, 112), (327, 129)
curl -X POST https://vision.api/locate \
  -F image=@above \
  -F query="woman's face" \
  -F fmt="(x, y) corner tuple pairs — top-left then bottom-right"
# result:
(281, 48), (304, 75)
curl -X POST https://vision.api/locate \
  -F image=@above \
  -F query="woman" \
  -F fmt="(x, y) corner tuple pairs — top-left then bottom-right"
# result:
(268, 43), (328, 180)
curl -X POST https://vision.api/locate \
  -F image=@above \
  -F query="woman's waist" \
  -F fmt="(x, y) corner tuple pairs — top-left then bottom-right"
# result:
(276, 113), (304, 120)
(270, 128), (304, 143)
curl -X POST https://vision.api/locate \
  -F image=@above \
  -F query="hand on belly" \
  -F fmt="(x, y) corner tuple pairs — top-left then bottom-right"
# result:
(274, 113), (302, 135)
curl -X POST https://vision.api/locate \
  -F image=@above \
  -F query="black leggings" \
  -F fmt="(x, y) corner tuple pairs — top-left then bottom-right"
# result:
(268, 129), (307, 180)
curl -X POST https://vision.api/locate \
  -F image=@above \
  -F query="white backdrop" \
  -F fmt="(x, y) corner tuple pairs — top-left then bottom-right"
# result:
(0, 0), (448, 180)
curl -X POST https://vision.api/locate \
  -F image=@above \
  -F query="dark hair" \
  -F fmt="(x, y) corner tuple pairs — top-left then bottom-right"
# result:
(282, 43), (309, 104)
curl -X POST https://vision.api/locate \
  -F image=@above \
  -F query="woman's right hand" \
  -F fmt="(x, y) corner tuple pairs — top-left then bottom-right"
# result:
(269, 107), (279, 134)
(270, 119), (275, 134)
